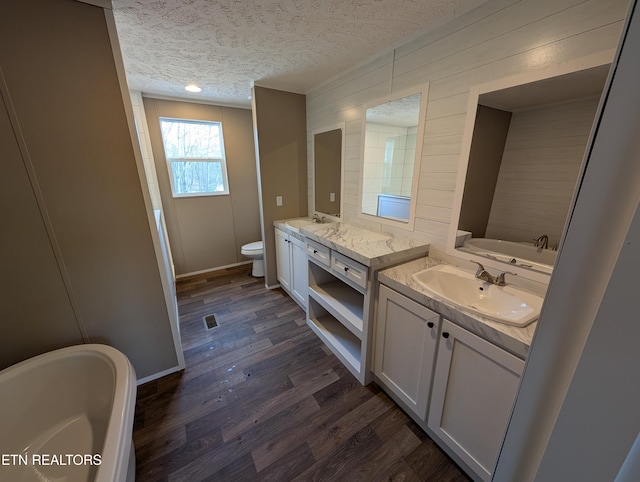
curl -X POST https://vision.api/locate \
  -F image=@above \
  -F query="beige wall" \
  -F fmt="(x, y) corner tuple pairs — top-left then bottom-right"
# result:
(144, 98), (261, 276)
(459, 105), (512, 238)
(314, 128), (342, 215)
(0, 0), (178, 377)
(252, 86), (308, 286)
(131, 91), (163, 210)
(306, 0), (629, 248)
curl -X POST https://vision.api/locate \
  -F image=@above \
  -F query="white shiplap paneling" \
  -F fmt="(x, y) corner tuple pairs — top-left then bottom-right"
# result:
(485, 96), (600, 245)
(306, 0), (628, 248)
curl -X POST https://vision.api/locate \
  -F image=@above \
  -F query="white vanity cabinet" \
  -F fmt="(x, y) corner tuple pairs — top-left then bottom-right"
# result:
(275, 228), (291, 291)
(428, 318), (524, 481)
(290, 236), (308, 307)
(307, 247), (368, 383)
(374, 285), (440, 421)
(274, 227), (308, 309)
(299, 222), (430, 386)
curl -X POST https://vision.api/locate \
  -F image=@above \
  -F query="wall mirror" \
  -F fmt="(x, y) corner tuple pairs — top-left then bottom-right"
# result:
(449, 60), (611, 278)
(359, 85), (428, 229)
(313, 124), (344, 217)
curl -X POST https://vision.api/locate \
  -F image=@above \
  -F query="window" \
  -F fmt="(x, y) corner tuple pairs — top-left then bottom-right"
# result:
(159, 118), (229, 197)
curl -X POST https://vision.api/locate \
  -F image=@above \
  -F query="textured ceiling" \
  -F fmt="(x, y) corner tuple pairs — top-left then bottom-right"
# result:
(112, 0), (484, 107)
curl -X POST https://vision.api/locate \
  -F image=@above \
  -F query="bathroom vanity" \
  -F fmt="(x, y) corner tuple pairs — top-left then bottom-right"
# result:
(299, 222), (429, 385)
(275, 218), (537, 480)
(274, 220), (310, 310)
(376, 257), (536, 481)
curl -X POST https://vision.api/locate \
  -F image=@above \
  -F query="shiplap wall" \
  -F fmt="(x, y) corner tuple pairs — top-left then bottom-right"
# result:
(485, 96), (600, 246)
(306, 0), (629, 249)
(362, 123), (415, 214)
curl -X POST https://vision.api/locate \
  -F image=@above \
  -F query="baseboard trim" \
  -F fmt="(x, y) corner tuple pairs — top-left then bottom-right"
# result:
(176, 261), (252, 279)
(137, 363), (184, 385)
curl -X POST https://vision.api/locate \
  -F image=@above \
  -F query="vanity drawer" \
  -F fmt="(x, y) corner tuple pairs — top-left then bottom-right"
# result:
(331, 251), (367, 290)
(306, 239), (331, 267)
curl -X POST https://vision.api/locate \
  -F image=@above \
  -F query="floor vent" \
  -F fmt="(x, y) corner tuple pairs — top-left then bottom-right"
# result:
(204, 314), (219, 330)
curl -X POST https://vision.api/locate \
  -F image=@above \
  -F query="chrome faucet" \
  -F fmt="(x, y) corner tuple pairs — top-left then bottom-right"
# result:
(312, 214), (322, 223)
(534, 234), (549, 250)
(471, 261), (515, 286)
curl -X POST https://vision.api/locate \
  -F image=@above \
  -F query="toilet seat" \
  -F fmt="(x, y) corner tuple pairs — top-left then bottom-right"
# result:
(241, 241), (263, 254)
(241, 241), (264, 277)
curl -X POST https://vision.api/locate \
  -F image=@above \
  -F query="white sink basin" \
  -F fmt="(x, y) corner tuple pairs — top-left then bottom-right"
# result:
(411, 265), (543, 327)
(286, 218), (313, 232)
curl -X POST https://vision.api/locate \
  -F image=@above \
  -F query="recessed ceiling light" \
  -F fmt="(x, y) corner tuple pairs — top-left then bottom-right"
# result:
(185, 84), (202, 93)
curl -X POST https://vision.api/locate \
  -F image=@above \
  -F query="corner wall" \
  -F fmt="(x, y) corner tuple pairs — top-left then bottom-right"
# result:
(252, 86), (308, 287)
(0, 0), (178, 378)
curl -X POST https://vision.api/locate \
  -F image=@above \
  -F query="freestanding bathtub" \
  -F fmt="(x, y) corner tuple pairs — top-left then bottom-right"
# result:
(0, 344), (137, 482)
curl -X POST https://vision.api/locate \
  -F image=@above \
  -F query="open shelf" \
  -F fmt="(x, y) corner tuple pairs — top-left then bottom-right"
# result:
(309, 281), (364, 337)
(308, 298), (362, 380)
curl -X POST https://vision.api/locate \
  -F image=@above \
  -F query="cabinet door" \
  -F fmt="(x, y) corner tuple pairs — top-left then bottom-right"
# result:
(374, 285), (440, 421)
(274, 229), (291, 291)
(428, 319), (524, 481)
(290, 236), (308, 309)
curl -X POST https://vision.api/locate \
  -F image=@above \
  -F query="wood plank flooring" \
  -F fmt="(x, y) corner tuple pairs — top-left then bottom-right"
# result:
(133, 265), (471, 481)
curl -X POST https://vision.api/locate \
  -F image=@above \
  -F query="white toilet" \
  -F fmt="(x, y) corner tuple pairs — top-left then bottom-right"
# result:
(241, 241), (264, 277)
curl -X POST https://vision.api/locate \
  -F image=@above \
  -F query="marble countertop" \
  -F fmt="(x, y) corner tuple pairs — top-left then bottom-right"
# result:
(378, 257), (536, 359)
(299, 222), (430, 268)
(273, 217), (313, 242)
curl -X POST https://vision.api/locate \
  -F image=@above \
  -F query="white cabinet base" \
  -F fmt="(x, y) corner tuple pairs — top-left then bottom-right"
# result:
(275, 227), (308, 310)
(374, 285), (440, 421)
(428, 319), (524, 481)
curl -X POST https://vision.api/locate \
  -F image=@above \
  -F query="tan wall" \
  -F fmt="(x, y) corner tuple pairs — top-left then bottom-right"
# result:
(144, 98), (261, 276)
(0, 0), (178, 377)
(252, 87), (308, 286)
(314, 128), (342, 215)
(459, 105), (512, 237)
(0, 86), (84, 367)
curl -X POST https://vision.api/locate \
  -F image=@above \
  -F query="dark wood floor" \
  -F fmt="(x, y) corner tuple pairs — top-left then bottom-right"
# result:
(133, 265), (471, 481)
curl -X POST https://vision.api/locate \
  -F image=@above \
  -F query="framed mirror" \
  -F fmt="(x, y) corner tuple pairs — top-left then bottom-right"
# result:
(359, 84), (428, 229)
(448, 58), (611, 279)
(313, 123), (344, 217)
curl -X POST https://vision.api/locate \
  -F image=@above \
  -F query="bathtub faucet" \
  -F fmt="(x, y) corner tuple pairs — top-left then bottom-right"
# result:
(534, 234), (549, 250)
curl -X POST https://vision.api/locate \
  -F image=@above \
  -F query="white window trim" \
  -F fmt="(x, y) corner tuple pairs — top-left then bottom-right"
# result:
(159, 117), (230, 198)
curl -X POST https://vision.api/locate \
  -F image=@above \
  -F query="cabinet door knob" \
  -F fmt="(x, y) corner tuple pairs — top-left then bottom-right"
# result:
(313, 250), (318, 254)
(427, 321), (434, 328)
(344, 266), (349, 272)
(442, 332), (450, 339)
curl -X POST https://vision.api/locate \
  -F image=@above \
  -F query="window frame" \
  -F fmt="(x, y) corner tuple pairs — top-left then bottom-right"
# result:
(159, 117), (230, 198)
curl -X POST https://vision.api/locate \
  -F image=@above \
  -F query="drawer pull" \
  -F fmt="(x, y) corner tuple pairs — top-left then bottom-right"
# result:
(344, 267), (349, 272)
(427, 321), (434, 328)
(313, 250), (318, 254)
(442, 332), (450, 339)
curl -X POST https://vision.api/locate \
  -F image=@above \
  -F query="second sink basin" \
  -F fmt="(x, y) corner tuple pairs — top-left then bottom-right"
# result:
(286, 218), (314, 232)
(411, 264), (543, 327)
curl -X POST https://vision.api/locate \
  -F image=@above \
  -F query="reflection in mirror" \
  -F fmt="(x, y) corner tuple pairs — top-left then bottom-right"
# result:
(313, 127), (342, 216)
(453, 63), (610, 275)
(360, 87), (427, 226)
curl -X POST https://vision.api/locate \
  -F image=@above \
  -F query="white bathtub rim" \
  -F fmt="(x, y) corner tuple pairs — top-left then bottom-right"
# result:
(0, 343), (137, 482)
